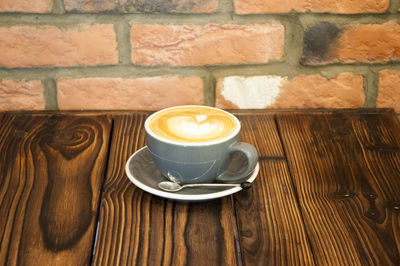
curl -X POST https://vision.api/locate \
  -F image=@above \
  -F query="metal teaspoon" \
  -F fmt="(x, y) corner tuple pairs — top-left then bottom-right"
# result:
(158, 181), (252, 192)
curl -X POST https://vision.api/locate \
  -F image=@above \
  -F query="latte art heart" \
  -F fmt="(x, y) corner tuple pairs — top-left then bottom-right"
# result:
(148, 106), (237, 143)
(195, 114), (207, 123)
(168, 116), (224, 140)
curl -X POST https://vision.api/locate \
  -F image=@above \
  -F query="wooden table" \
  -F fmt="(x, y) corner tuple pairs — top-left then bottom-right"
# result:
(1, 109), (399, 265)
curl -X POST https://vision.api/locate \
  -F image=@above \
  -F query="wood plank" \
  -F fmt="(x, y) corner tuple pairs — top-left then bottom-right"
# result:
(277, 112), (400, 265)
(237, 114), (284, 159)
(234, 114), (315, 265)
(93, 114), (238, 265)
(350, 111), (400, 264)
(0, 114), (111, 265)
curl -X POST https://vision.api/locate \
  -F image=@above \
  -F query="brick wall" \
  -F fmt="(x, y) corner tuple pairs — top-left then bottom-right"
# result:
(0, 0), (399, 114)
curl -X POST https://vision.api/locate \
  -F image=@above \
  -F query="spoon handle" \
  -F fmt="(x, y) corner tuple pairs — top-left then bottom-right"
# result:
(185, 182), (251, 189)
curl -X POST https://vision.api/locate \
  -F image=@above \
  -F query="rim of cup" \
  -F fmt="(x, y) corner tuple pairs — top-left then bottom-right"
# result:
(145, 105), (241, 146)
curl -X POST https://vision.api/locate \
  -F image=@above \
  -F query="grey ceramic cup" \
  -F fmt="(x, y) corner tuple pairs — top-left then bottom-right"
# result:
(145, 106), (258, 184)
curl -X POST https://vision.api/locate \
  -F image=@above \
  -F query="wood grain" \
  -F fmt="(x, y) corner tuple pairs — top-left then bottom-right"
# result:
(234, 114), (314, 265)
(277, 111), (400, 265)
(0, 114), (111, 265)
(237, 114), (284, 159)
(93, 114), (238, 266)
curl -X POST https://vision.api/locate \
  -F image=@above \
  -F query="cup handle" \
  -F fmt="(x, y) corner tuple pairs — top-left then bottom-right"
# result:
(216, 142), (258, 183)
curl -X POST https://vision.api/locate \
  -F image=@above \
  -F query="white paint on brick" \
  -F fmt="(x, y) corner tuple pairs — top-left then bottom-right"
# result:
(221, 76), (285, 108)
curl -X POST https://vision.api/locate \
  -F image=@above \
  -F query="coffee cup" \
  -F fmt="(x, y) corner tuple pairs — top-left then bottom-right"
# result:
(145, 105), (258, 184)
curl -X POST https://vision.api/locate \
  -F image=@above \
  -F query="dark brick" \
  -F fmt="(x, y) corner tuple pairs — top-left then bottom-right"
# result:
(301, 22), (342, 65)
(64, 0), (217, 13)
(302, 21), (400, 65)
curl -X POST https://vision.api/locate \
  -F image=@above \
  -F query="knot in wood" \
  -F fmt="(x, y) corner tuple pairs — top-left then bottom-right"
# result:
(368, 193), (377, 199)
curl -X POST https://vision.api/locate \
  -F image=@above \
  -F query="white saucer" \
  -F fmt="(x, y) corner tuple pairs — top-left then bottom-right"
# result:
(125, 146), (259, 202)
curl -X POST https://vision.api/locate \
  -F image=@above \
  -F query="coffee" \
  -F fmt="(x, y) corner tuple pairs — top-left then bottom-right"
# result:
(145, 105), (258, 184)
(147, 106), (238, 143)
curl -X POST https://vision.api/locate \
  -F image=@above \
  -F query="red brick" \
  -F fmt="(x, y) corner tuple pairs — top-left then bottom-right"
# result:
(0, 79), (45, 110)
(131, 23), (284, 66)
(335, 21), (400, 63)
(64, 0), (217, 13)
(377, 70), (400, 112)
(57, 76), (204, 110)
(0, 0), (53, 13)
(216, 73), (364, 109)
(0, 24), (118, 69)
(234, 0), (389, 14)
(302, 21), (400, 65)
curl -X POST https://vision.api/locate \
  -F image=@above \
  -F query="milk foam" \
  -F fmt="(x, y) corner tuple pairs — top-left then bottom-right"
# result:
(148, 106), (237, 143)
(168, 116), (223, 140)
(195, 114), (207, 123)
